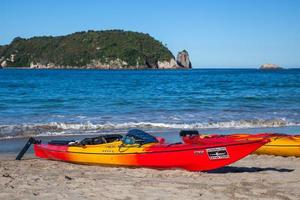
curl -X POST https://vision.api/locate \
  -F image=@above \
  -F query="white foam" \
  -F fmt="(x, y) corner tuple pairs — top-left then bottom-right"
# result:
(51, 119), (298, 130)
(0, 118), (299, 139)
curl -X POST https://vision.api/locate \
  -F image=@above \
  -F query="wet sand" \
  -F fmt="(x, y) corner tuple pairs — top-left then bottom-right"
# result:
(0, 154), (299, 200)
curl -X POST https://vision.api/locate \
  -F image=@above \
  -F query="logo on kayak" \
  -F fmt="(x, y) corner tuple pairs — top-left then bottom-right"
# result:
(194, 150), (205, 155)
(206, 147), (229, 160)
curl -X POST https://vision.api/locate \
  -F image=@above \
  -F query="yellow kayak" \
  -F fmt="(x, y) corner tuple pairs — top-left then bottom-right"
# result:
(253, 135), (300, 157)
(180, 131), (300, 157)
(222, 133), (300, 157)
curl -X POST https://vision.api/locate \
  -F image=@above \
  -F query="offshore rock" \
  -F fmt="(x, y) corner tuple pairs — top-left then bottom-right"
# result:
(176, 50), (192, 68)
(260, 63), (283, 70)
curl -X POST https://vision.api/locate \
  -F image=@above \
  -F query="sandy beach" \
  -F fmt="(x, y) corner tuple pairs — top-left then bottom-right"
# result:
(0, 154), (299, 200)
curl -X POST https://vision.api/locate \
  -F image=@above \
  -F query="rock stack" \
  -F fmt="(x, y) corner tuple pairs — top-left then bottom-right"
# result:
(176, 50), (192, 68)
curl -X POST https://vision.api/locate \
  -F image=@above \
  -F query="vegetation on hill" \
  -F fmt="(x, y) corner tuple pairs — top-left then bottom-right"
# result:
(0, 30), (175, 68)
(0, 45), (5, 55)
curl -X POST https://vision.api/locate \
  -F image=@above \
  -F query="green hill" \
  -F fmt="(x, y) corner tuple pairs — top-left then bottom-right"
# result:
(0, 30), (178, 69)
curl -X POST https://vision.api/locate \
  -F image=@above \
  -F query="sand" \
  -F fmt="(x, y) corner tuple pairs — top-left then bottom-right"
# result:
(0, 154), (299, 200)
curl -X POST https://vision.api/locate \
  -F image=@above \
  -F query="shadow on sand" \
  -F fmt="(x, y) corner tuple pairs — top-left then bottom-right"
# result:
(207, 166), (294, 174)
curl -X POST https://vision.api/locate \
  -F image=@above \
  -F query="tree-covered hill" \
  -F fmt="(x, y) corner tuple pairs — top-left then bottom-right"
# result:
(0, 30), (182, 69)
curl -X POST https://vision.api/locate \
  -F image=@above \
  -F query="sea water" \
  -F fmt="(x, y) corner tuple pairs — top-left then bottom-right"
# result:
(0, 69), (299, 138)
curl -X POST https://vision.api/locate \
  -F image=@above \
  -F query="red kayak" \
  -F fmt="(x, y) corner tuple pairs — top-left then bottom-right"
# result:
(18, 129), (269, 171)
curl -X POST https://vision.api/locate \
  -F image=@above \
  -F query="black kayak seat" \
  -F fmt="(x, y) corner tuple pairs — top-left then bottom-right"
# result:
(48, 134), (123, 146)
(179, 130), (199, 137)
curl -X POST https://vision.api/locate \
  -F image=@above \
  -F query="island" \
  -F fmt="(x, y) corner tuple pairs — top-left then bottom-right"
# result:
(0, 30), (191, 69)
(259, 63), (283, 70)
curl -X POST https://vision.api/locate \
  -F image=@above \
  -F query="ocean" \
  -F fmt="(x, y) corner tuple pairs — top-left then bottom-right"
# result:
(0, 68), (299, 139)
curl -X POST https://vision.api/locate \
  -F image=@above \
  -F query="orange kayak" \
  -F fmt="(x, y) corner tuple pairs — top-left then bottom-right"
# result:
(30, 129), (269, 171)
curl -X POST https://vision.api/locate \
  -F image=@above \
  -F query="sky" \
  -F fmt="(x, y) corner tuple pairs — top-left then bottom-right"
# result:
(1, 0), (300, 68)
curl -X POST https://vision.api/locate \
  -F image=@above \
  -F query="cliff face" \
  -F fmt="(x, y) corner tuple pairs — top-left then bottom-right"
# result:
(0, 30), (192, 69)
(0, 45), (5, 68)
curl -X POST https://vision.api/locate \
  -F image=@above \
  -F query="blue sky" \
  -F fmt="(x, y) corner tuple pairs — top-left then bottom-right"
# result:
(2, 0), (300, 68)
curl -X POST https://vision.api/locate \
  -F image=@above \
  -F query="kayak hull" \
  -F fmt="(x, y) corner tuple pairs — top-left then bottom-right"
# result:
(34, 139), (267, 171)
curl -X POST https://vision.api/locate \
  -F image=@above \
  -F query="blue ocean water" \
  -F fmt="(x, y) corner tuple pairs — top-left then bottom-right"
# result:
(0, 69), (299, 138)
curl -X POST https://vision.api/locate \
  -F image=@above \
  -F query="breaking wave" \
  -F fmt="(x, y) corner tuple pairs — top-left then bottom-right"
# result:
(0, 118), (299, 139)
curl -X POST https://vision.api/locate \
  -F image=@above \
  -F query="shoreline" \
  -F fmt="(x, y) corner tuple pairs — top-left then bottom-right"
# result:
(1, 126), (299, 154)
(0, 126), (299, 153)
(1, 154), (299, 199)
(1, 67), (300, 70)
(0, 67), (191, 70)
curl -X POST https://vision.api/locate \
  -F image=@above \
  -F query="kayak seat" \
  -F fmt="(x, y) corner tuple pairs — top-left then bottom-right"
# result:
(179, 130), (199, 137)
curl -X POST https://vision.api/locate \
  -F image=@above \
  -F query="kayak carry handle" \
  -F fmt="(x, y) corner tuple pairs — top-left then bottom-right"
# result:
(16, 137), (40, 160)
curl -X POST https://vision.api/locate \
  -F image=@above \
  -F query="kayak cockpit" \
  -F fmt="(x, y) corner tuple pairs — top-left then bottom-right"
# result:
(48, 134), (123, 146)
(48, 129), (160, 147)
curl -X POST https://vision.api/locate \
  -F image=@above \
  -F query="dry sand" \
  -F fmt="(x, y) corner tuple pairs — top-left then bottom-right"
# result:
(0, 154), (299, 200)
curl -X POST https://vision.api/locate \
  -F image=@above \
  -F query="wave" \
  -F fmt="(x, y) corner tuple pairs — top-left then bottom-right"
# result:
(0, 119), (299, 139)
